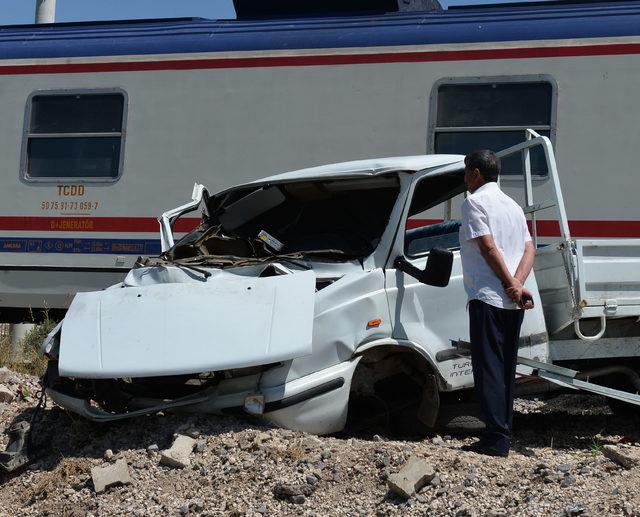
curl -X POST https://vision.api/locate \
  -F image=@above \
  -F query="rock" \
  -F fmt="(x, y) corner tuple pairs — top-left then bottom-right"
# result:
(160, 435), (196, 469)
(463, 474), (476, 487)
(195, 441), (206, 453)
(520, 447), (537, 458)
(91, 458), (133, 493)
(186, 428), (200, 439)
(238, 437), (253, 450)
(103, 449), (114, 461)
(301, 435), (323, 449)
(557, 464), (572, 473)
(0, 403), (7, 415)
(221, 437), (236, 449)
(0, 385), (15, 403)
(306, 474), (319, 485)
(451, 484), (465, 493)
(254, 432), (271, 445)
(272, 482), (315, 502)
(535, 462), (549, 472)
(376, 455), (391, 468)
(430, 473), (441, 487)
(565, 503), (587, 516)
(432, 435), (444, 446)
(561, 475), (576, 487)
(147, 444), (159, 454)
(373, 434), (384, 442)
(602, 445), (640, 469)
(387, 456), (436, 499)
(189, 500), (204, 512)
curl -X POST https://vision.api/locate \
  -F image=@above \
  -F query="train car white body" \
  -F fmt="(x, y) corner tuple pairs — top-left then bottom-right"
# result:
(0, 0), (639, 316)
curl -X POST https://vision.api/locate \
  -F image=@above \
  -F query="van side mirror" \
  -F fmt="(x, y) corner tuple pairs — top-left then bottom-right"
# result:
(394, 248), (453, 287)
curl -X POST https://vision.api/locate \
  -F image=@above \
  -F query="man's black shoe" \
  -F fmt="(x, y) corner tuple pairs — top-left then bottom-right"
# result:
(460, 441), (508, 458)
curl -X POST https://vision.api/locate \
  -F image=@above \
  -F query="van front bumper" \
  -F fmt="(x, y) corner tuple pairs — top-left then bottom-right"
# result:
(46, 357), (361, 435)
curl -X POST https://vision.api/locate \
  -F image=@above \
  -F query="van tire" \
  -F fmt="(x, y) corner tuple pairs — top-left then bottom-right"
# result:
(436, 402), (485, 431)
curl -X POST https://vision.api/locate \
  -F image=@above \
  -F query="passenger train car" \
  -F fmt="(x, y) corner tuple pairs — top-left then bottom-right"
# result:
(0, 0), (638, 319)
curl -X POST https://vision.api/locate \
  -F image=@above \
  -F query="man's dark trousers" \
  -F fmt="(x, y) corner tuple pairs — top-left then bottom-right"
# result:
(469, 299), (525, 453)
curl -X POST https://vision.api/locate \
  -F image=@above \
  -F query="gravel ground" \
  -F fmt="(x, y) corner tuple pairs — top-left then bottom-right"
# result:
(1, 370), (639, 517)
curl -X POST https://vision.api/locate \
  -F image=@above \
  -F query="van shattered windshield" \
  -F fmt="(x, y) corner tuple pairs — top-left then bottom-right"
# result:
(163, 175), (400, 267)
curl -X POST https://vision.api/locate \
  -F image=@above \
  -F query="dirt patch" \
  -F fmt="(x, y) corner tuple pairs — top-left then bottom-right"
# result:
(1, 370), (639, 516)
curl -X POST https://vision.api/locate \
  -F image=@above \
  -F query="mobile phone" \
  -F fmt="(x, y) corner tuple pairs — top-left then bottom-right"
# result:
(520, 293), (534, 307)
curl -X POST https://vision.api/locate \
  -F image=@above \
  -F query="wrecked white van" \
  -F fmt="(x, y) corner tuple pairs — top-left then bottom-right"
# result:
(41, 133), (640, 434)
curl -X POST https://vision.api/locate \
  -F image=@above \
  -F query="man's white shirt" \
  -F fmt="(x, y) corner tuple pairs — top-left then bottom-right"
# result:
(459, 182), (532, 309)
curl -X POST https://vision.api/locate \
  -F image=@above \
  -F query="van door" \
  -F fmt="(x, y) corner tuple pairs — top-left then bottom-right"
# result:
(384, 170), (473, 388)
(384, 167), (549, 390)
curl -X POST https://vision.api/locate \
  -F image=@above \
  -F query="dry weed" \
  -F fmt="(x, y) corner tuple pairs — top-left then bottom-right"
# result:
(0, 333), (11, 368)
(285, 445), (307, 462)
(0, 314), (56, 377)
(23, 457), (90, 504)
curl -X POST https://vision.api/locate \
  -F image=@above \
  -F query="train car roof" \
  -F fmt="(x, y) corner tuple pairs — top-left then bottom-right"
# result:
(0, 1), (639, 60)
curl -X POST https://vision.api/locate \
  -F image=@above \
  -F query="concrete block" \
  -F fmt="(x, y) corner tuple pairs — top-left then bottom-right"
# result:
(387, 456), (435, 499)
(160, 435), (196, 469)
(603, 445), (640, 469)
(0, 368), (17, 384)
(0, 385), (15, 403)
(91, 458), (132, 493)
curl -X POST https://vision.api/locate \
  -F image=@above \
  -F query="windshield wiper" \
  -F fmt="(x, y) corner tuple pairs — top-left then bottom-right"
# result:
(153, 254), (213, 279)
(175, 262), (212, 279)
(295, 249), (361, 261)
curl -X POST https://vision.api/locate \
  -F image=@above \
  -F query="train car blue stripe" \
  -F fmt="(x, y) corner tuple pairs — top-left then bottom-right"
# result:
(0, 2), (639, 60)
(0, 237), (161, 255)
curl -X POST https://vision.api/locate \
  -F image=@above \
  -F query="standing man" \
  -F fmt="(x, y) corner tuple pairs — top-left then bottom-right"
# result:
(459, 150), (536, 458)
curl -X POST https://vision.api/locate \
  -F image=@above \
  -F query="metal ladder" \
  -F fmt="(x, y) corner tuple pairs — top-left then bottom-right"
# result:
(453, 340), (640, 407)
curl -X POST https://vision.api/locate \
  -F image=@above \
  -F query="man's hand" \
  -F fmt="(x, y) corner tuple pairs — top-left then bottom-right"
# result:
(504, 277), (523, 304)
(505, 283), (534, 309)
(505, 279), (534, 309)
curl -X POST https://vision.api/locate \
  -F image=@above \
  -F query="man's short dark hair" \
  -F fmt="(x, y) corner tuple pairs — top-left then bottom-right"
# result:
(464, 150), (500, 182)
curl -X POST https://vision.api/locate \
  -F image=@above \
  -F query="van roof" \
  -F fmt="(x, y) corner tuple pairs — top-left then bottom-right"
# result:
(243, 155), (464, 186)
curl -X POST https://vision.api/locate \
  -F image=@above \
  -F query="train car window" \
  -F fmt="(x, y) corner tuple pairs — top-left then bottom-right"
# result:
(21, 90), (127, 182)
(429, 78), (556, 177)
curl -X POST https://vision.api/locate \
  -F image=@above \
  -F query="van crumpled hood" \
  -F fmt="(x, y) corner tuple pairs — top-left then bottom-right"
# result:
(58, 270), (316, 378)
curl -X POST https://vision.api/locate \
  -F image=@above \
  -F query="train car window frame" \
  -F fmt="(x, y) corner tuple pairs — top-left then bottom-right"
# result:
(20, 88), (128, 184)
(427, 75), (557, 180)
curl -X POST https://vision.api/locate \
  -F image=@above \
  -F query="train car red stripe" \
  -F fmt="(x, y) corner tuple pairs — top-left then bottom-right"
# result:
(408, 218), (640, 238)
(0, 216), (638, 238)
(0, 43), (639, 75)
(0, 216), (201, 233)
